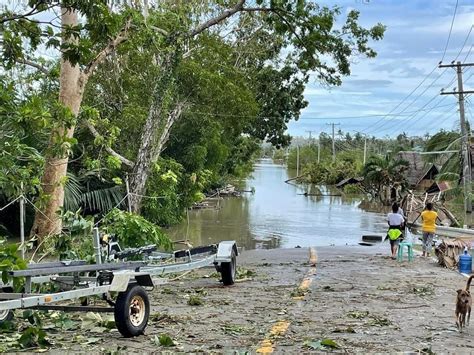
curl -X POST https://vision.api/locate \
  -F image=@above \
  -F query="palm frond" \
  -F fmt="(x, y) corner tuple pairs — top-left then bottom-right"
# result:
(81, 185), (125, 213)
(64, 172), (84, 212)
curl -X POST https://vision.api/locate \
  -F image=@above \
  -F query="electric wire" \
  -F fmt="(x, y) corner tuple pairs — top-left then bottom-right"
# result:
(440, 0), (459, 63)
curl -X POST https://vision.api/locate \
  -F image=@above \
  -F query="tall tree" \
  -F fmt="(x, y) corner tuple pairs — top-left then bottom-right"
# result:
(1, 2), (132, 238)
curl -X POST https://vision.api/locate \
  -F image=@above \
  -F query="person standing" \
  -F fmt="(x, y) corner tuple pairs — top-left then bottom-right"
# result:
(387, 204), (405, 259)
(421, 202), (438, 257)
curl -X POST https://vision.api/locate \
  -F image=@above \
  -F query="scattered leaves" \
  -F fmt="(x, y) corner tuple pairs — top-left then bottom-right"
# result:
(290, 287), (308, 298)
(303, 338), (340, 350)
(412, 285), (434, 297)
(188, 295), (203, 306)
(368, 316), (392, 327)
(236, 268), (256, 279)
(156, 334), (175, 347)
(347, 310), (369, 319)
(17, 327), (51, 349)
(332, 326), (356, 333)
(222, 324), (252, 336)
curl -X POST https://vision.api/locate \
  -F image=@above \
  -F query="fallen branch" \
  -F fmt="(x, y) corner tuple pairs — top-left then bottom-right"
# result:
(392, 304), (430, 309)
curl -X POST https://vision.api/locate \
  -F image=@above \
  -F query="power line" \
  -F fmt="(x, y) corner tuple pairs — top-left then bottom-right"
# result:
(440, 0), (459, 63)
(364, 70), (453, 135)
(361, 22), (473, 135)
(361, 64), (439, 134)
(455, 25), (474, 62)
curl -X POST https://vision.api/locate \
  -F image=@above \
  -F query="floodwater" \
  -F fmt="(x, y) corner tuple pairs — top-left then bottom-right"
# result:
(167, 159), (388, 250)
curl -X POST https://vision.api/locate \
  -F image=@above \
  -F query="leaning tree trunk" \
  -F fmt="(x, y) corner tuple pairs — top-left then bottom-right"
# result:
(31, 8), (83, 239)
(129, 99), (184, 213)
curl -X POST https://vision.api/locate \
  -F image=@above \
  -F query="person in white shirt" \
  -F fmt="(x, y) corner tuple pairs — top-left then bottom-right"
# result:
(387, 204), (405, 259)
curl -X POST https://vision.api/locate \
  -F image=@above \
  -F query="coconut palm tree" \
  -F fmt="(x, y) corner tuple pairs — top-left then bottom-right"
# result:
(362, 155), (409, 203)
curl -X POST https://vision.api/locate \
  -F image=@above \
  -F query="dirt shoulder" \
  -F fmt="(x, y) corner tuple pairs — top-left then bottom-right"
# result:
(2, 245), (473, 353)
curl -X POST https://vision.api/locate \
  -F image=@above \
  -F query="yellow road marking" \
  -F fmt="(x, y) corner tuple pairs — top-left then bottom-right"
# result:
(309, 246), (317, 266)
(256, 320), (290, 354)
(292, 247), (318, 299)
(257, 247), (318, 353)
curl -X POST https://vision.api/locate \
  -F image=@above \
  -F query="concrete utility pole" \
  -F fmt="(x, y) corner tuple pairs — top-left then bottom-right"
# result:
(317, 140), (321, 163)
(327, 123), (340, 163)
(440, 61), (474, 226)
(305, 130), (317, 142)
(363, 137), (367, 165)
(296, 144), (300, 176)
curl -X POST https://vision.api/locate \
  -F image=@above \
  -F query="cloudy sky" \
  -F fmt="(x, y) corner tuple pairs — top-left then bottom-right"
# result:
(288, 0), (474, 139)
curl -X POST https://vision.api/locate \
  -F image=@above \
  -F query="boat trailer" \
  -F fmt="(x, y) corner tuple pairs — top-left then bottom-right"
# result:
(0, 228), (238, 337)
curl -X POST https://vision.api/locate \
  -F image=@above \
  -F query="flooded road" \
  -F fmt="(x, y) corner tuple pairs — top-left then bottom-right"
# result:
(168, 159), (388, 250)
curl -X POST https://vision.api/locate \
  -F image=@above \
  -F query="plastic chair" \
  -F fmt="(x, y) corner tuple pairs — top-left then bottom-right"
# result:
(397, 241), (414, 262)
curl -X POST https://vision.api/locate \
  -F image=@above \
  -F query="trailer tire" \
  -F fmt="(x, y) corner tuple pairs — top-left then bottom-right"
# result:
(0, 287), (13, 323)
(220, 249), (237, 286)
(114, 284), (150, 338)
(0, 309), (13, 323)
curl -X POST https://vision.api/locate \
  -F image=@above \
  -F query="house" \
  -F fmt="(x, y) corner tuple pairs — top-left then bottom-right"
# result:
(397, 151), (439, 190)
(425, 180), (452, 194)
(336, 177), (364, 189)
(416, 164), (440, 190)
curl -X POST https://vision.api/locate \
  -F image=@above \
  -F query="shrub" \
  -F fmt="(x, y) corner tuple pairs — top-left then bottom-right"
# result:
(103, 209), (172, 250)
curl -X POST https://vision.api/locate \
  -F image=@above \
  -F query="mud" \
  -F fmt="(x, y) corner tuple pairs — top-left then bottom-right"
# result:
(3, 245), (474, 353)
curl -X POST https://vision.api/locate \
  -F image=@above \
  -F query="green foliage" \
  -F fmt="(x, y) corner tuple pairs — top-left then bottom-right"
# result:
(272, 148), (287, 162)
(343, 184), (362, 194)
(64, 171), (125, 214)
(157, 334), (175, 347)
(424, 130), (461, 180)
(361, 155), (409, 201)
(0, 80), (45, 198)
(0, 239), (27, 291)
(103, 209), (172, 250)
(17, 326), (50, 349)
(301, 160), (358, 185)
(56, 210), (94, 260)
(288, 145), (318, 170)
(142, 159), (185, 226)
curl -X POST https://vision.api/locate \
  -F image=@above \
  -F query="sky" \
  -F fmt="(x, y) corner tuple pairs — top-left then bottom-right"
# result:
(288, 0), (474, 139)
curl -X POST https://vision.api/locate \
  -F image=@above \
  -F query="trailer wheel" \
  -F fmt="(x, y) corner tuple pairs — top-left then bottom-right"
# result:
(0, 288), (13, 323)
(220, 249), (237, 286)
(114, 284), (150, 337)
(0, 309), (13, 323)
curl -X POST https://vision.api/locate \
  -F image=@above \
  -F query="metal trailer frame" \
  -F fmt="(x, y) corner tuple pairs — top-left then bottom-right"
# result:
(0, 229), (238, 337)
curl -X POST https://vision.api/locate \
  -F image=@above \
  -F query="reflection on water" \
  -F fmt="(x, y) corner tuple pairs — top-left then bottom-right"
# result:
(167, 159), (388, 250)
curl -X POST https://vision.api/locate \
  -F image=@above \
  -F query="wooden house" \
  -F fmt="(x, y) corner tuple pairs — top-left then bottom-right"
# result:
(397, 151), (439, 190)
(336, 177), (363, 189)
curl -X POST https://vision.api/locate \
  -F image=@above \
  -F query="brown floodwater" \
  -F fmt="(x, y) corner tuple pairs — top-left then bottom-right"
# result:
(167, 159), (389, 250)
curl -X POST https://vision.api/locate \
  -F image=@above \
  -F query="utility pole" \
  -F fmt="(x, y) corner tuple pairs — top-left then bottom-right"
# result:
(305, 130), (317, 143)
(296, 144), (300, 177)
(327, 123), (340, 163)
(440, 61), (474, 226)
(317, 140), (321, 163)
(363, 137), (367, 165)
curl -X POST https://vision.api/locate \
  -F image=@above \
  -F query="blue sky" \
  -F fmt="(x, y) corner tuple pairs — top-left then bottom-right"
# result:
(288, 0), (474, 139)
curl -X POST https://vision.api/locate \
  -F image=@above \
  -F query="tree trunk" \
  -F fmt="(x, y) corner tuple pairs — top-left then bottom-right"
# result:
(31, 8), (83, 239)
(129, 99), (184, 213)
